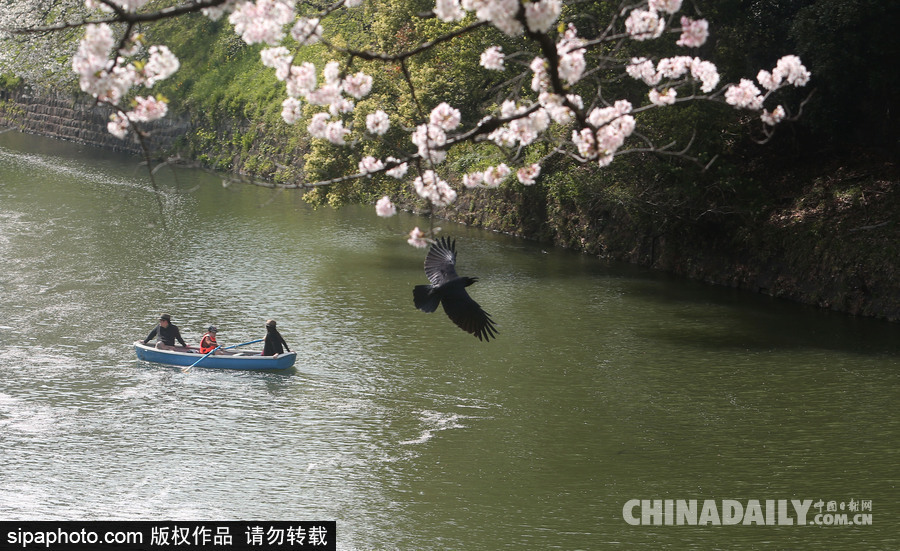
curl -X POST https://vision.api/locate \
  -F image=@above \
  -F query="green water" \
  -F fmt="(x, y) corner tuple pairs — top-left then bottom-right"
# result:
(0, 131), (897, 549)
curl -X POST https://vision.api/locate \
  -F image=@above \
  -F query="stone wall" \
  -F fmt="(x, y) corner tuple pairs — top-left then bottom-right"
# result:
(0, 86), (191, 156)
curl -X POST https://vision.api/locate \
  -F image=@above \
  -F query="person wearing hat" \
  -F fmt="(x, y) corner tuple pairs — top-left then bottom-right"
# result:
(262, 319), (291, 357)
(199, 325), (220, 355)
(143, 314), (188, 350)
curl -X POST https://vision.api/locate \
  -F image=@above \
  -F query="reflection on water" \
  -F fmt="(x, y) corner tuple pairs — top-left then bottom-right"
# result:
(0, 132), (897, 549)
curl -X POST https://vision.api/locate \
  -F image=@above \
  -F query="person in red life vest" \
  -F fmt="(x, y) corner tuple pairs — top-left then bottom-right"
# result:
(262, 319), (291, 357)
(199, 325), (220, 354)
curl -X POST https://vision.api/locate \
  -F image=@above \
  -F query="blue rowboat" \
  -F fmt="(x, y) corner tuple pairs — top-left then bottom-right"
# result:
(134, 340), (296, 371)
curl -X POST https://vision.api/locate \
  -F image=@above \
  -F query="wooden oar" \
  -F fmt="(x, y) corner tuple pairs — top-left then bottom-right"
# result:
(221, 338), (263, 350)
(183, 345), (221, 373)
(181, 339), (264, 373)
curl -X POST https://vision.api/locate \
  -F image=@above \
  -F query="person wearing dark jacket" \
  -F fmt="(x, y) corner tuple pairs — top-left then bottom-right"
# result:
(143, 313), (188, 350)
(262, 319), (291, 356)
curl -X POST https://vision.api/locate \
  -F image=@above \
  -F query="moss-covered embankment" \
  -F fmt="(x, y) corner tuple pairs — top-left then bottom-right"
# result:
(2, 85), (897, 321)
(445, 148), (899, 321)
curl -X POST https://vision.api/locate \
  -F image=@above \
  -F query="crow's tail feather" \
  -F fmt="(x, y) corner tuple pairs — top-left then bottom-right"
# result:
(413, 285), (441, 313)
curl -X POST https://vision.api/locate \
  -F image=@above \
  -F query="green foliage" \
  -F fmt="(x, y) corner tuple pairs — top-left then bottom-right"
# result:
(120, 0), (891, 241)
(0, 73), (23, 89)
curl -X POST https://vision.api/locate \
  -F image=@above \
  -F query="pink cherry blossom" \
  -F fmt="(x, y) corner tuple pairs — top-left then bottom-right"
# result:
(482, 164), (510, 188)
(408, 227), (428, 248)
(587, 100), (632, 128)
(525, 0), (562, 33)
(756, 56), (810, 92)
(690, 59), (720, 93)
(677, 17), (709, 48)
(107, 112), (129, 139)
(463, 171), (484, 188)
(323, 61), (341, 85)
(324, 119), (350, 145)
(359, 156), (385, 174)
(144, 45), (180, 87)
(286, 62), (317, 98)
(281, 97), (303, 124)
(434, 0), (465, 22)
(261, 47), (293, 81)
(479, 46), (504, 71)
(757, 70), (779, 92)
(773, 55), (810, 87)
(291, 17), (323, 45)
(306, 83), (342, 106)
(414, 171), (457, 206)
(516, 164), (541, 185)
(329, 98), (354, 116)
(385, 157), (408, 179)
(573, 127), (597, 159)
(51, 0), (814, 246)
(375, 196), (397, 217)
(463, 0), (523, 36)
(725, 79), (764, 110)
(366, 110), (390, 135)
(626, 57), (661, 86)
(557, 26), (586, 86)
(307, 112), (330, 139)
(412, 124), (448, 164)
(343, 72), (373, 99)
(625, 8), (665, 41)
(539, 93), (580, 124)
(127, 95), (168, 122)
(656, 56), (693, 79)
(202, 1), (242, 21)
(530, 57), (549, 92)
(649, 0), (683, 14)
(229, 0), (295, 46)
(430, 102), (461, 131)
(761, 105), (786, 126)
(649, 88), (677, 106)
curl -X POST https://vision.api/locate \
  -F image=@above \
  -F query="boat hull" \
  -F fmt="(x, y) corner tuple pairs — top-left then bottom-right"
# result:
(134, 341), (296, 371)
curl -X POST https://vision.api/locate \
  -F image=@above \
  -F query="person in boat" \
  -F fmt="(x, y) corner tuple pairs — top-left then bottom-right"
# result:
(199, 325), (220, 354)
(143, 313), (188, 350)
(262, 319), (291, 357)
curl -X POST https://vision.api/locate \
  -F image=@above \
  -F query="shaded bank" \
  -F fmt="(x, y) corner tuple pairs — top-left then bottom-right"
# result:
(1, 85), (897, 321)
(439, 148), (899, 321)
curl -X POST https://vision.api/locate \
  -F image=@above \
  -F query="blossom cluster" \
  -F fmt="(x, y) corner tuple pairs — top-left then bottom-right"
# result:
(71, 18), (179, 139)
(62, 0), (811, 247)
(573, 101), (637, 167)
(724, 55), (810, 125)
(259, 49), (374, 137)
(627, 55), (720, 107)
(414, 170), (457, 207)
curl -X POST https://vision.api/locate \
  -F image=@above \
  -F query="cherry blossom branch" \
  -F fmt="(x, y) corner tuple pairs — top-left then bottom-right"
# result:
(3, 0), (813, 247)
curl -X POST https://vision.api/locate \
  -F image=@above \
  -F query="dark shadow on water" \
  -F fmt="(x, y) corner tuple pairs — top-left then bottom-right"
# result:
(623, 276), (900, 356)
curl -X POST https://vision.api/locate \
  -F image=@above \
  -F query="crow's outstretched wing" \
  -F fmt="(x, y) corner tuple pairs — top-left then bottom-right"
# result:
(416, 236), (499, 341)
(424, 236), (458, 285)
(440, 283), (499, 342)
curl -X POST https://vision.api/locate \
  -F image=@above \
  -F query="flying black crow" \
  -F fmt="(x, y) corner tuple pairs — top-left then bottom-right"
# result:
(413, 237), (498, 341)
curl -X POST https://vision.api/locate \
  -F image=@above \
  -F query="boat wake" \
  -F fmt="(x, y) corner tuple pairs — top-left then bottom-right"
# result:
(399, 410), (473, 446)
